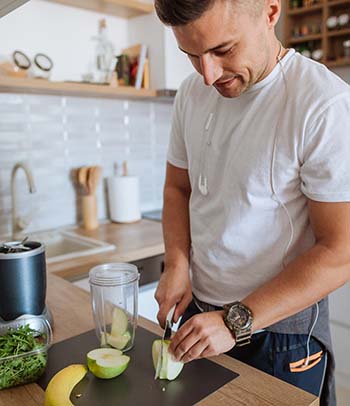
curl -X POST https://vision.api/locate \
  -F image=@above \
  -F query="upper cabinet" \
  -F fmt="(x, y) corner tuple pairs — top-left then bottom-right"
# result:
(44, 0), (154, 19)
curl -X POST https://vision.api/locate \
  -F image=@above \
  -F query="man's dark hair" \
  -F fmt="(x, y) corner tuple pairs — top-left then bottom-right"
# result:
(154, 0), (264, 26)
(154, 0), (214, 26)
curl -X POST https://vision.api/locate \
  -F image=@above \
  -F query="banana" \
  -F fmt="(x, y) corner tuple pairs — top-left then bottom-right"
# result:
(44, 364), (87, 406)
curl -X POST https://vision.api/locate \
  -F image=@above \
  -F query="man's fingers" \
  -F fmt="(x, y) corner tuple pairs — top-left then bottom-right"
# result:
(171, 326), (199, 361)
(173, 292), (192, 324)
(181, 342), (209, 363)
(169, 317), (196, 356)
(197, 346), (218, 359)
(156, 305), (169, 329)
(156, 290), (192, 328)
(157, 301), (179, 328)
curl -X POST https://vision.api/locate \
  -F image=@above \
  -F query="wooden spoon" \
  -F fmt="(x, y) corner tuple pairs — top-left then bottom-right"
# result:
(88, 166), (102, 195)
(93, 166), (102, 193)
(122, 161), (128, 177)
(78, 167), (89, 194)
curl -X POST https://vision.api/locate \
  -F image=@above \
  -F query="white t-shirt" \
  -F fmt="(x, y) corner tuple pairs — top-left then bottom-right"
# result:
(167, 49), (350, 306)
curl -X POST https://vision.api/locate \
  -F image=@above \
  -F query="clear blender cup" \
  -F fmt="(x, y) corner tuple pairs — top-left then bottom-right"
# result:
(89, 263), (139, 352)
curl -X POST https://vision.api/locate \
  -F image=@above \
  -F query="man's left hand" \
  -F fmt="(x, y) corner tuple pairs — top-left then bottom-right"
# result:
(169, 310), (236, 363)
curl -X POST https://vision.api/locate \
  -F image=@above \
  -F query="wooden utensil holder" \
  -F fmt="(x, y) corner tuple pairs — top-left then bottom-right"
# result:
(82, 194), (98, 230)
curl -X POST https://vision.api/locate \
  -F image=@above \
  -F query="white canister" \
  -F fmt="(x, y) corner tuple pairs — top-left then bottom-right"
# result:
(107, 176), (141, 223)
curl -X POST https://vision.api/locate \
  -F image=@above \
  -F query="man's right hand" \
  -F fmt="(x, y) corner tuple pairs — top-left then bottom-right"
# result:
(155, 268), (192, 328)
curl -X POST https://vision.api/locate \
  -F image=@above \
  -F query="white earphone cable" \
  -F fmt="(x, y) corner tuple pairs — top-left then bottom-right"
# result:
(198, 98), (221, 196)
(275, 44), (319, 366)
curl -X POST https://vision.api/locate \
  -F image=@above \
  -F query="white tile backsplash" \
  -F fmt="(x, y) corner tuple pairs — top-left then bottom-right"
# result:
(0, 93), (173, 236)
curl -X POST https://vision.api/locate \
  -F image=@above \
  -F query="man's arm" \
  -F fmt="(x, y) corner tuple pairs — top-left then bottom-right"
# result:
(170, 200), (350, 362)
(242, 199), (350, 332)
(155, 162), (193, 328)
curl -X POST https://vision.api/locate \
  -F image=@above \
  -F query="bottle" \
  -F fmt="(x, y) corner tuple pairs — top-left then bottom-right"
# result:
(311, 49), (323, 62)
(91, 19), (115, 84)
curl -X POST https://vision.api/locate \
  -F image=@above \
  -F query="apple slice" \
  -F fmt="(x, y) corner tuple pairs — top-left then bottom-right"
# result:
(152, 339), (184, 380)
(87, 348), (130, 379)
(106, 331), (131, 350)
(111, 306), (128, 336)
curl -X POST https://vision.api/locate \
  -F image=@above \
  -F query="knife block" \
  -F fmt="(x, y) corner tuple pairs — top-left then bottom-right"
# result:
(82, 194), (98, 230)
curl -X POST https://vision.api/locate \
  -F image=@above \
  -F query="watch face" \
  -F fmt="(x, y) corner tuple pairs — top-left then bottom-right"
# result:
(228, 305), (251, 329)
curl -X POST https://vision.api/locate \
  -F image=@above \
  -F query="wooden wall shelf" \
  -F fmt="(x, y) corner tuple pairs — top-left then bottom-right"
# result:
(289, 34), (323, 44)
(328, 0), (350, 7)
(284, 0), (350, 68)
(45, 0), (154, 18)
(0, 77), (158, 100)
(328, 28), (350, 37)
(287, 3), (323, 15)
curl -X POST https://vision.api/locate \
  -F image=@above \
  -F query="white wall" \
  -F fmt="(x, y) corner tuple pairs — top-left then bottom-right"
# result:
(128, 13), (193, 90)
(0, 0), (128, 81)
(164, 27), (193, 89)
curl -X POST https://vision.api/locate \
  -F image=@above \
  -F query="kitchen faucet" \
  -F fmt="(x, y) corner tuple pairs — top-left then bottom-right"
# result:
(11, 162), (36, 240)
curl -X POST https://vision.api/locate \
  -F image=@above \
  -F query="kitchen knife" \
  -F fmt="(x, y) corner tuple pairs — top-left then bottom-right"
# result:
(154, 304), (176, 380)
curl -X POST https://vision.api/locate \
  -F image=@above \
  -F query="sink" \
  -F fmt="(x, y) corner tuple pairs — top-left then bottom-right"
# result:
(29, 229), (115, 264)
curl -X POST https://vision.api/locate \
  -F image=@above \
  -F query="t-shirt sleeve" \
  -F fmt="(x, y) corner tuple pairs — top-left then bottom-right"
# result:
(166, 85), (188, 169)
(300, 93), (350, 202)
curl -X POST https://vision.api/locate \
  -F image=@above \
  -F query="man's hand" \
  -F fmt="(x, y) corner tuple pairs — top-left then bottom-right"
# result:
(155, 268), (192, 328)
(169, 311), (236, 363)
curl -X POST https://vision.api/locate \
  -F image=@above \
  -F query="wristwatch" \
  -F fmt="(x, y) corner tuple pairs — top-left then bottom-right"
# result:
(223, 301), (253, 347)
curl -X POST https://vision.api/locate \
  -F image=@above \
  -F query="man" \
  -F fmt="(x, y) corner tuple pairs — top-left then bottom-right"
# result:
(154, 1), (350, 405)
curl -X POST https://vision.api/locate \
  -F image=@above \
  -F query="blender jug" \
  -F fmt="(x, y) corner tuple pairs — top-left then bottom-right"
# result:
(89, 263), (139, 352)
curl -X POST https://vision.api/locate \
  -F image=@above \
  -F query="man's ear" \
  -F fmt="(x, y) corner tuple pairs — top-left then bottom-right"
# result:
(266, 0), (281, 29)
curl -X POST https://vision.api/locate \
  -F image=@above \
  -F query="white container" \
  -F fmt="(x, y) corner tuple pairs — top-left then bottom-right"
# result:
(107, 176), (141, 223)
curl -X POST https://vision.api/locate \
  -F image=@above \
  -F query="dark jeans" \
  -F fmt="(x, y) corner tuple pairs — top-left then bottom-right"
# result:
(180, 300), (327, 399)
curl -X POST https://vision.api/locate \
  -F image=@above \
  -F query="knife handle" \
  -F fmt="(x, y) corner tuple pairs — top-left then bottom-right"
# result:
(166, 304), (176, 327)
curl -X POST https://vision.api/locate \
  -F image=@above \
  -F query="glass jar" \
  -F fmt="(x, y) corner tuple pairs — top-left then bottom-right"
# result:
(89, 263), (139, 352)
(344, 40), (350, 60)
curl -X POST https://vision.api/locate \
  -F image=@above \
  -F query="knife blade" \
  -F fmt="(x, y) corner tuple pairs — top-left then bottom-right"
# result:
(154, 304), (176, 380)
(164, 304), (176, 340)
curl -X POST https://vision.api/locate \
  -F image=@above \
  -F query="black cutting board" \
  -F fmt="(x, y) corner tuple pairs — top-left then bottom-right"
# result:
(38, 327), (239, 406)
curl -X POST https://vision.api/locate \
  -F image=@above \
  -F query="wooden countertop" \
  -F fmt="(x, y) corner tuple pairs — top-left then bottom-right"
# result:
(0, 221), (319, 406)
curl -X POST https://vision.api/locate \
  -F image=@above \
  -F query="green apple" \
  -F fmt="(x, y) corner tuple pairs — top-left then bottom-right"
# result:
(111, 306), (128, 336)
(152, 339), (184, 380)
(87, 348), (130, 379)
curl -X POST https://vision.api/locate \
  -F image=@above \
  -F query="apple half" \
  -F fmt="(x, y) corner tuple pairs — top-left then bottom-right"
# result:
(87, 348), (130, 379)
(152, 339), (184, 380)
